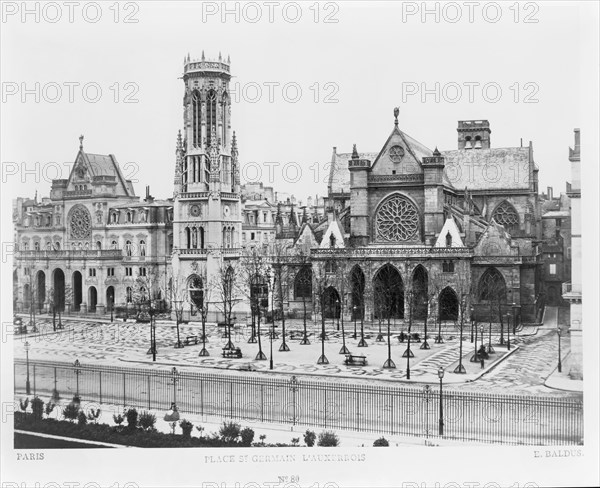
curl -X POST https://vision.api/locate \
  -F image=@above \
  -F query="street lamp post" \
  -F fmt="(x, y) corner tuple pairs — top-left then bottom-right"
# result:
(339, 299), (350, 354)
(557, 326), (562, 373)
(73, 359), (81, 401)
(269, 318), (275, 370)
(171, 367), (179, 405)
(434, 313), (444, 344)
(487, 321), (495, 354)
(358, 304), (367, 347)
(110, 297), (114, 322)
(352, 305), (357, 339)
(402, 292), (414, 379)
(470, 307), (474, 343)
(512, 302), (519, 334)
(421, 296), (430, 350)
(506, 312), (511, 351)
(317, 291), (329, 365)
(480, 325), (484, 356)
(199, 295), (209, 357)
(25, 341), (31, 395)
(454, 302), (466, 374)
(173, 300), (183, 349)
(438, 367), (444, 436)
(470, 321), (479, 362)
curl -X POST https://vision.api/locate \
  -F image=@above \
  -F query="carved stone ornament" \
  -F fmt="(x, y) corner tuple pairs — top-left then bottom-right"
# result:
(189, 204), (201, 217)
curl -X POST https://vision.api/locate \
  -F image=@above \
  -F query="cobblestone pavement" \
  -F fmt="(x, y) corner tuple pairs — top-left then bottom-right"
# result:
(13, 308), (579, 397)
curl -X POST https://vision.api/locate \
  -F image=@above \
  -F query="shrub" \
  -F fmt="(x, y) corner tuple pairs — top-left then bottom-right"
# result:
(86, 408), (101, 424)
(373, 437), (389, 447)
(219, 421), (241, 443)
(240, 427), (254, 446)
(51, 389), (60, 402)
(125, 408), (138, 429)
(180, 419), (193, 438)
(259, 434), (266, 446)
(31, 397), (44, 421)
(113, 413), (124, 426)
(317, 431), (339, 447)
(63, 403), (79, 422)
(291, 437), (300, 446)
(138, 411), (156, 431)
(72, 395), (81, 405)
(44, 401), (55, 418)
(303, 429), (316, 447)
(77, 411), (88, 426)
(196, 426), (205, 438)
(19, 398), (29, 412)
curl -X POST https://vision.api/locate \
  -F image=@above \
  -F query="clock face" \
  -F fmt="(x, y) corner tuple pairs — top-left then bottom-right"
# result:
(223, 205), (230, 217)
(189, 204), (201, 217)
(389, 145), (405, 163)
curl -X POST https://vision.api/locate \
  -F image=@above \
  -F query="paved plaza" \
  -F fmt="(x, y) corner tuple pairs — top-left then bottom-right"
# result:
(13, 307), (580, 397)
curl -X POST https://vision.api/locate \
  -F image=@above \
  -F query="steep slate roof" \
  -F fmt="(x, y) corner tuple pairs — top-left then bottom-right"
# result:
(328, 150), (379, 194)
(441, 147), (532, 191)
(370, 125), (433, 171)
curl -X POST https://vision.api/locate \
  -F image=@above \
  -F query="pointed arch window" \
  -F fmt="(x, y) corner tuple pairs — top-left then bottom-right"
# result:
(221, 91), (229, 147)
(125, 240), (132, 256)
(478, 267), (506, 301)
(445, 231), (452, 247)
(492, 201), (519, 232)
(329, 234), (336, 248)
(294, 266), (312, 299)
(139, 240), (146, 256)
(206, 89), (217, 146)
(192, 90), (202, 148)
(126, 287), (133, 303)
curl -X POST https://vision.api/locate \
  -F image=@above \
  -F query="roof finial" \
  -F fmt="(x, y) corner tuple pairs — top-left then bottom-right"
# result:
(433, 146), (441, 156)
(351, 144), (359, 159)
(201, 50), (205, 61)
(394, 107), (399, 126)
(79, 134), (84, 149)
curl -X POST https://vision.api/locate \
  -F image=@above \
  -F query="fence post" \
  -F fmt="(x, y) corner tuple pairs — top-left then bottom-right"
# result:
(123, 372), (126, 408)
(147, 375), (151, 410)
(33, 365), (36, 396)
(261, 385), (264, 422)
(200, 380), (204, 417)
(99, 371), (102, 404)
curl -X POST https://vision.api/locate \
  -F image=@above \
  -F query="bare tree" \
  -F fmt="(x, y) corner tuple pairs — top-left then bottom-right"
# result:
(312, 262), (332, 364)
(373, 264), (403, 369)
(210, 262), (242, 350)
(239, 247), (268, 360)
(271, 241), (291, 352)
(292, 248), (312, 345)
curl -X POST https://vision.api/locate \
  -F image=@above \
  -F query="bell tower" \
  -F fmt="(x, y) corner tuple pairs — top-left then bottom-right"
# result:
(172, 52), (242, 322)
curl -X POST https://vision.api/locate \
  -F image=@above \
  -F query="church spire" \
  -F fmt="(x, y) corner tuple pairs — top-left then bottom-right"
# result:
(79, 134), (84, 150)
(351, 143), (359, 159)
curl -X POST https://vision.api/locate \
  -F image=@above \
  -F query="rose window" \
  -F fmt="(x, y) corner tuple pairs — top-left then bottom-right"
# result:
(375, 195), (419, 241)
(389, 145), (405, 163)
(68, 205), (92, 239)
(493, 201), (519, 227)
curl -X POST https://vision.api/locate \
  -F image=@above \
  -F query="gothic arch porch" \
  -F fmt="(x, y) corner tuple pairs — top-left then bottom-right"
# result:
(52, 268), (65, 312)
(439, 286), (459, 321)
(373, 264), (404, 320)
(322, 286), (341, 319)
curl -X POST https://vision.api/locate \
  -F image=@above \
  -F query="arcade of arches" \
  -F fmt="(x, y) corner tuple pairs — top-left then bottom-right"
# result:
(292, 263), (511, 323)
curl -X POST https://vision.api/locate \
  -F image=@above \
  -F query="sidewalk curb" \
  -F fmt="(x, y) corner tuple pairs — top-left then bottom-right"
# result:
(544, 353), (583, 393)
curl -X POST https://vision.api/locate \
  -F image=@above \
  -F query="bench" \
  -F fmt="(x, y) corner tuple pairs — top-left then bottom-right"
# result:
(222, 347), (243, 359)
(184, 335), (199, 346)
(398, 332), (421, 343)
(344, 354), (367, 366)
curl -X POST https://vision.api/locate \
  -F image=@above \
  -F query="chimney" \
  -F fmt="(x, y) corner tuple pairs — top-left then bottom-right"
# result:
(547, 187), (553, 200)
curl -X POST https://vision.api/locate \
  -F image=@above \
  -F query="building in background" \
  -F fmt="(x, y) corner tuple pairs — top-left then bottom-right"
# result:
(562, 129), (582, 380)
(13, 137), (173, 317)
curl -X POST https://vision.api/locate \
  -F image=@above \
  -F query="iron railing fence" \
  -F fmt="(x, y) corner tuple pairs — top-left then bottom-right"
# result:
(14, 359), (583, 446)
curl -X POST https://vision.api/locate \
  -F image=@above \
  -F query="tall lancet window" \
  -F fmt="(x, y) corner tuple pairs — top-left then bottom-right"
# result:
(192, 90), (202, 148)
(206, 89), (217, 147)
(221, 91), (229, 147)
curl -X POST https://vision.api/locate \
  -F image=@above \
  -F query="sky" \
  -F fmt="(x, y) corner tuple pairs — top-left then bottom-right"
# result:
(1, 1), (596, 205)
